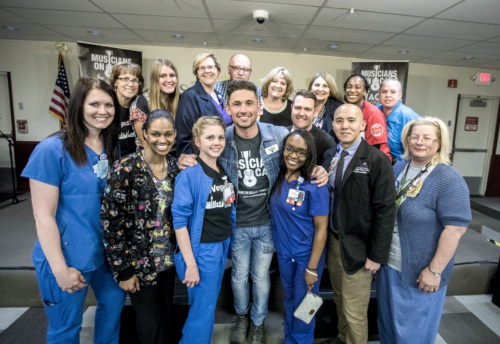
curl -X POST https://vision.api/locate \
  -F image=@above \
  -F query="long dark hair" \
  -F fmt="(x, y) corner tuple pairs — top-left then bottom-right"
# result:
(271, 129), (317, 197)
(56, 76), (121, 165)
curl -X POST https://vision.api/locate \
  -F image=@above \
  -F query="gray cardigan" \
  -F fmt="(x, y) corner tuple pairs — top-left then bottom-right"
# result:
(393, 160), (471, 287)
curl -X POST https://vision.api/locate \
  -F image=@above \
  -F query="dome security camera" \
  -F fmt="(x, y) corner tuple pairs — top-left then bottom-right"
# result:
(253, 10), (269, 24)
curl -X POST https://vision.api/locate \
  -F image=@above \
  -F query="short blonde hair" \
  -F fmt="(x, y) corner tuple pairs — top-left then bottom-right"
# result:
(308, 72), (343, 102)
(192, 52), (221, 78)
(401, 116), (451, 165)
(261, 67), (294, 101)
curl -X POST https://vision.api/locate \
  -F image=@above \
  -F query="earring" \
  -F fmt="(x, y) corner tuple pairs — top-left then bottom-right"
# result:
(114, 87), (117, 91)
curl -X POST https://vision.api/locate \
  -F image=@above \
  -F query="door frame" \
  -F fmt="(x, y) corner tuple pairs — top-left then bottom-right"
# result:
(452, 94), (499, 196)
(485, 99), (500, 196)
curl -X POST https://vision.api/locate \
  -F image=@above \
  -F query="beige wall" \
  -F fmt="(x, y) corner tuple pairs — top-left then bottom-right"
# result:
(1, 39), (499, 147)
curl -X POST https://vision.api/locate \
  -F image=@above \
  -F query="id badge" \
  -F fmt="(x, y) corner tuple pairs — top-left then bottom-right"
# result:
(406, 180), (423, 198)
(95, 159), (108, 179)
(286, 189), (305, 207)
(224, 182), (236, 204)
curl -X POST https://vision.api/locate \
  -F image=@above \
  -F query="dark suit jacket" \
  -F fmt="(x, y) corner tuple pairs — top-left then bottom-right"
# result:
(322, 138), (396, 274)
(175, 80), (223, 157)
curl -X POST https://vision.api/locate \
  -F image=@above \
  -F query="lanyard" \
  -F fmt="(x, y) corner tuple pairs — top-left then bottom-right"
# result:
(396, 162), (431, 200)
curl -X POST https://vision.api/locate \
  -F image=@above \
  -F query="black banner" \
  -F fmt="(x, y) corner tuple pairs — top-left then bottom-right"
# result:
(77, 42), (142, 85)
(351, 61), (409, 105)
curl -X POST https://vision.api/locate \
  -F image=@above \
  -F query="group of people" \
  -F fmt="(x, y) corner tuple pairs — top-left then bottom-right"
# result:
(22, 51), (471, 344)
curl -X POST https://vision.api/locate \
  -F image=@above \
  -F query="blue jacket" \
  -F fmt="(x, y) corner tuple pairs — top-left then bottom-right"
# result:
(175, 80), (224, 157)
(393, 160), (471, 287)
(171, 162), (236, 260)
(219, 121), (289, 208)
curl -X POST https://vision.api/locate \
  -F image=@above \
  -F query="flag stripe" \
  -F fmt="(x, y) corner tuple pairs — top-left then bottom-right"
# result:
(49, 53), (71, 127)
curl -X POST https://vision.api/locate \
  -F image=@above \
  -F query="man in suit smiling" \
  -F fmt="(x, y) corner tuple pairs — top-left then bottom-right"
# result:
(322, 104), (395, 344)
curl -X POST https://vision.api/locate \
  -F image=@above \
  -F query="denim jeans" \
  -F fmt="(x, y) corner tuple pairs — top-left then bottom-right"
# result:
(231, 222), (274, 326)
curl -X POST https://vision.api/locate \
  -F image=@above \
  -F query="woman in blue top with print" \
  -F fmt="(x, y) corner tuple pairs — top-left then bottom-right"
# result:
(172, 116), (236, 344)
(270, 129), (329, 344)
(21, 76), (125, 343)
(377, 117), (471, 344)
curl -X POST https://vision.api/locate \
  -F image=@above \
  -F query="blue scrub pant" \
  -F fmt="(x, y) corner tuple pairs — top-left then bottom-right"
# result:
(377, 264), (447, 344)
(277, 251), (325, 344)
(175, 237), (230, 344)
(36, 262), (125, 344)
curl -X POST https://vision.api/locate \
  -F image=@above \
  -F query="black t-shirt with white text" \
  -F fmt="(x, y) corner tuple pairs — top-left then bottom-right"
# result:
(234, 132), (271, 227)
(199, 158), (232, 243)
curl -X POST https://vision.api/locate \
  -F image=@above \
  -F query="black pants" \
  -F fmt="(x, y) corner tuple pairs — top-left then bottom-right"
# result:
(129, 268), (176, 344)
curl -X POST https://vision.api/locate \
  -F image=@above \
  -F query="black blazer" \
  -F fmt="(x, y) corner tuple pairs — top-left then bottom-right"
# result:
(175, 80), (223, 157)
(322, 139), (396, 274)
(322, 97), (342, 142)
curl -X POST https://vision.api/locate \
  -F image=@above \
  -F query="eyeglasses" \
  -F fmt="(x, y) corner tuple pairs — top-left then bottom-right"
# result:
(117, 77), (141, 86)
(229, 65), (252, 74)
(409, 136), (437, 144)
(198, 65), (217, 72)
(284, 145), (308, 158)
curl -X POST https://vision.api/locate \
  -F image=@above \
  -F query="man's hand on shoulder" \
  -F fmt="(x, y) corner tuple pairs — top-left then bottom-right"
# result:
(178, 154), (197, 170)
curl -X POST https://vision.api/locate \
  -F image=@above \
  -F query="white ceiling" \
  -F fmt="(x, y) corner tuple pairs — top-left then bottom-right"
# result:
(1, 0), (500, 69)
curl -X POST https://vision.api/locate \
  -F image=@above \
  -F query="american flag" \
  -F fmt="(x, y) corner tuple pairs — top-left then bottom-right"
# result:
(49, 53), (70, 127)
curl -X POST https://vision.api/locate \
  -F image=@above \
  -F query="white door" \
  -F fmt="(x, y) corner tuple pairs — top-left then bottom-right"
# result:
(453, 95), (499, 196)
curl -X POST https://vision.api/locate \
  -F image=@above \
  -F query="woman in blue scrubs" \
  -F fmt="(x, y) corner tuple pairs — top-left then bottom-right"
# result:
(22, 76), (125, 343)
(270, 129), (329, 344)
(172, 116), (235, 343)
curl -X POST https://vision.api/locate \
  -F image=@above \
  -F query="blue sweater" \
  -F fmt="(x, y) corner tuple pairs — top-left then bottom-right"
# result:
(393, 160), (471, 287)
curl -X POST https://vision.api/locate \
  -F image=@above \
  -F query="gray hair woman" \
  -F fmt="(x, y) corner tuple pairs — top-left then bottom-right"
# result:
(377, 117), (471, 343)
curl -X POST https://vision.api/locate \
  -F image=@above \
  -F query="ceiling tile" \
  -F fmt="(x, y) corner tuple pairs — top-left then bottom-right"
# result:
(487, 35), (500, 43)
(113, 14), (213, 32)
(0, 8), (31, 23)
(296, 38), (371, 53)
(0, 0), (102, 12)
(323, 0), (462, 17)
(0, 22), (67, 36)
(314, 8), (424, 33)
(213, 19), (305, 38)
(0, 32), (67, 41)
(436, 0), (500, 25)
(206, 0), (318, 25)
(7, 8), (124, 28)
(49, 26), (142, 41)
(405, 19), (500, 41)
(93, 0), (207, 18)
(454, 42), (500, 56)
(363, 45), (443, 59)
(134, 29), (218, 46)
(238, 0), (324, 5)
(304, 26), (394, 44)
(382, 34), (475, 51)
(428, 51), (500, 62)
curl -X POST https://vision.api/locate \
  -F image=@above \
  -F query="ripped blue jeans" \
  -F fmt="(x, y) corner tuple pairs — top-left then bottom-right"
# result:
(231, 222), (274, 326)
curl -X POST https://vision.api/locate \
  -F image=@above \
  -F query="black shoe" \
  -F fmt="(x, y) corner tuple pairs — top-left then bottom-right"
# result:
(249, 321), (265, 344)
(230, 314), (249, 344)
(321, 337), (345, 344)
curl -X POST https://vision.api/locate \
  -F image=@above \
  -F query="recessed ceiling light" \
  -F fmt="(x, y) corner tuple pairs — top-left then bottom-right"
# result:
(172, 34), (184, 39)
(328, 43), (339, 49)
(253, 38), (264, 43)
(463, 56), (474, 60)
(399, 50), (409, 54)
(88, 30), (102, 36)
(3, 25), (18, 31)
